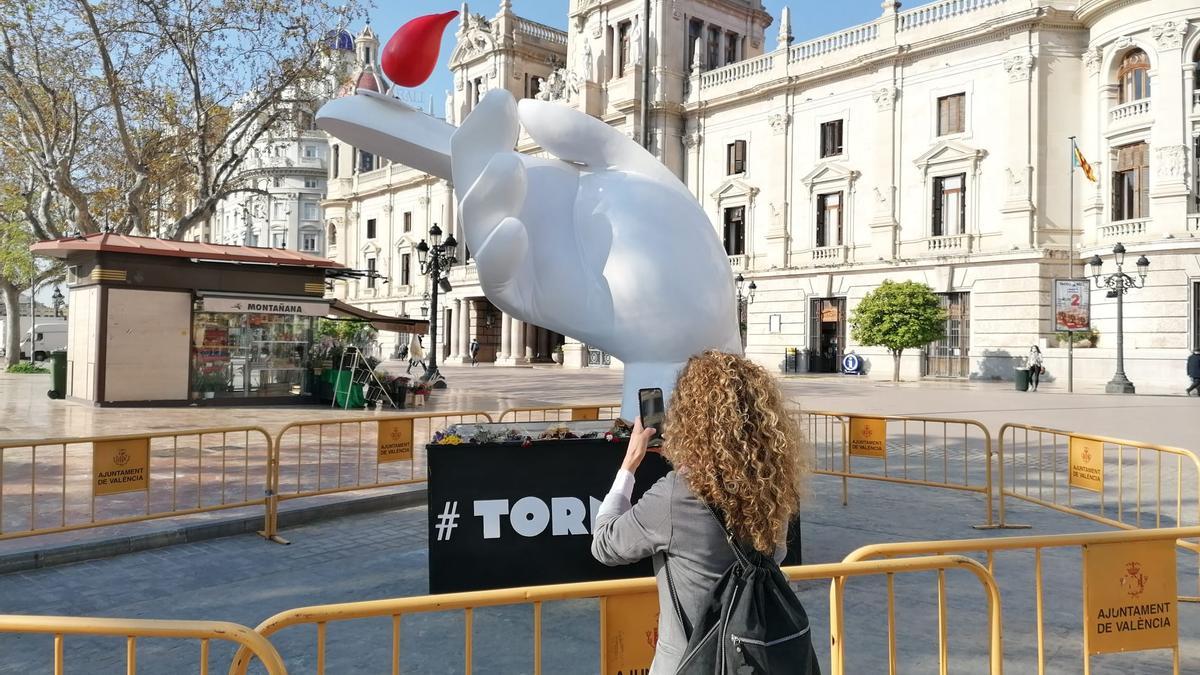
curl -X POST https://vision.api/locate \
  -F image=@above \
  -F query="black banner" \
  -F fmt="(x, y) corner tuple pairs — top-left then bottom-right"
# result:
(427, 439), (802, 594)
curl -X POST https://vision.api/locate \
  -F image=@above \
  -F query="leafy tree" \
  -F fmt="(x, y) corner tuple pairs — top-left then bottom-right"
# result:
(849, 280), (947, 382)
(0, 0), (361, 240)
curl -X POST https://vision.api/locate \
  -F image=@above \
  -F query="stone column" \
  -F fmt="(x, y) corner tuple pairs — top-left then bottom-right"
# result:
(869, 81), (899, 260)
(1148, 21), (1190, 238)
(459, 300), (471, 358)
(999, 50), (1036, 250)
(525, 323), (536, 360)
(499, 311), (511, 361)
(446, 299), (461, 361)
(510, 316), (528, 365)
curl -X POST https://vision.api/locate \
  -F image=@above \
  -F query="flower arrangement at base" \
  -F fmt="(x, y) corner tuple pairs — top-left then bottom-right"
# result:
(430, 430), (464, 445)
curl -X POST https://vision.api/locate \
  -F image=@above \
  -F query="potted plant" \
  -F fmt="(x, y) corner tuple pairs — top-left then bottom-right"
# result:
(1056, 327), (1099, 348)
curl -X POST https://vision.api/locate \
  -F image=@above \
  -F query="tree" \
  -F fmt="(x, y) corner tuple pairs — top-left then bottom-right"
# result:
(849, 280), (947, 382)
(0, 0), (360, 241)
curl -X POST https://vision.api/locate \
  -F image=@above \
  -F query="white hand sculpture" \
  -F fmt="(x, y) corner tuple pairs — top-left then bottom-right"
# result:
(317, 89), (741, 416)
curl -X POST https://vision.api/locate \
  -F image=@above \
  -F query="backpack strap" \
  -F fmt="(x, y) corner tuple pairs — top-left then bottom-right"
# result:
(701, 500), (753, 568)
(661, 551), (693, 638)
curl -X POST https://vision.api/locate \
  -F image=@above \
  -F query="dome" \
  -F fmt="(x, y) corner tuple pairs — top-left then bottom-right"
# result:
(323, 29), (354, 51)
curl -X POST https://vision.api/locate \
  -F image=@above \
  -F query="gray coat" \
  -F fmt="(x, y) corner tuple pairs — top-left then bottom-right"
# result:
(591, 471), (785, 674)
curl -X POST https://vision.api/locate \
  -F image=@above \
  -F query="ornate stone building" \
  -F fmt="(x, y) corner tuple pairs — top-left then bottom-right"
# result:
(327, 0), (1200, 387)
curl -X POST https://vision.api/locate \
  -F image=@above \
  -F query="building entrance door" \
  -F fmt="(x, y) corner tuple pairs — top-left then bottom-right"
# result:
(808, 298), (845, 373)
(925, 292), (970, 378)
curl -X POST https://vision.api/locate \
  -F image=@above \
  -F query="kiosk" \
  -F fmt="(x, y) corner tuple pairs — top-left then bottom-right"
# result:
(31, 233), (427, 406)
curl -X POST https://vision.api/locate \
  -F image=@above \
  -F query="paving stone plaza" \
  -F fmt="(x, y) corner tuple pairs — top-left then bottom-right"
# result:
(0, 366), (1198, 673)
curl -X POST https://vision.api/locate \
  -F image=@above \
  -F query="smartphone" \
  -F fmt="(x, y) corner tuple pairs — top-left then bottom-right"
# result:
(638, 387), (666, 448)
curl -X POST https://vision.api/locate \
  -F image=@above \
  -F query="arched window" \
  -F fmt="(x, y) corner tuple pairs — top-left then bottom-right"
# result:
(328, 222), (337, 246)
(1118, 49), (1150, 103)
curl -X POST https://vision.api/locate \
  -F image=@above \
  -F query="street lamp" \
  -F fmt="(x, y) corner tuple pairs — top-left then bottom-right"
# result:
(416, 223), (457, 384)
(51, 288), (64, 318)
(1087, 242), (1149, 394)
(735, 273), (756, 346)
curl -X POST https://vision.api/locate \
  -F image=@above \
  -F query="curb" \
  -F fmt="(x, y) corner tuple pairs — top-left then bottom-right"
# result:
(0, 487), (427, 575)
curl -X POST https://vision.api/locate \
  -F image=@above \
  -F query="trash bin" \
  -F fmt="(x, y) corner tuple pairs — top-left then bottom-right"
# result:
(47, 350), (67, 399)
(1014, 367), (1030, 392)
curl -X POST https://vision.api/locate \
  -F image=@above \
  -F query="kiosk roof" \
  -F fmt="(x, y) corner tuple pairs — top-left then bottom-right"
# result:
(31, 233), (347, 269)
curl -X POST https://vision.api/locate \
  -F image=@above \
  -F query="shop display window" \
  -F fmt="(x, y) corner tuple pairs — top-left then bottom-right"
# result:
(191, 309), (313, 399)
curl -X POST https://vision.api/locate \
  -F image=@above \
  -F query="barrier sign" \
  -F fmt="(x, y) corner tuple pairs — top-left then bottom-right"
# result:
(1069, 436), (1103, 493)
(1055, 278), (1091, 332)
(377, 419), (414, 463)
(602, 592), (659, 675)
(93, 437), (150, 496)
(571, 407), (600, 421)
(850, 417), (887, 458)
(1083, 539), (1177, 655)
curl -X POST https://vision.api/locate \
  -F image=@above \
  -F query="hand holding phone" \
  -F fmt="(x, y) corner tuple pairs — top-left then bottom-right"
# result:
(638, 388), (666, 449)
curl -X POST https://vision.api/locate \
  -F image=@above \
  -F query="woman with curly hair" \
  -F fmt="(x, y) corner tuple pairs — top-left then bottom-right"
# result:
(591, 350), (810, 674)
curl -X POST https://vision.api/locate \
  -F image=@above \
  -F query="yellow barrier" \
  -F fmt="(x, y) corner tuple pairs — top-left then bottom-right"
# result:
(799, 410), (996, 527)
(227, 555), (1001, 675)
(0, 614), (288, 674)
(0, 426), (273, 541)
(843, 525), (1200, 674)
(265, 411), (493, 539)
(495, 403), (622, 423)
(997, 423), (1200, 535)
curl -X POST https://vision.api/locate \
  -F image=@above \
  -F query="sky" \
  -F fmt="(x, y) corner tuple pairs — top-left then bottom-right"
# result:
(366, 0), (921, 116)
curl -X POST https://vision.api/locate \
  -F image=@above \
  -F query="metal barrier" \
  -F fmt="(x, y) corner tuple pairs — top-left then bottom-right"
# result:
(0, 426), (273, 541)
(997, 423), (1200, 535)
(843, 525), (1200, 673)
(798, 410), (996, 527)
(265, 411), (493, 539)
(228, 555), (1001, 675)
(0, 614), (288, 674)
(495, 403), (622, 423)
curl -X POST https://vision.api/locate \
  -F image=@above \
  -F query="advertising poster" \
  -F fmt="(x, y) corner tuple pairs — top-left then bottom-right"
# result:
(93, 437), (150, 496)
(1055, 279), (1091, 332)
(1083, 539), (1177, 655)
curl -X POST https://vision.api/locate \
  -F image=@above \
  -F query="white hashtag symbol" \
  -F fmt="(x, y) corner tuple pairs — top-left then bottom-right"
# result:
(435, 501), (460, 541)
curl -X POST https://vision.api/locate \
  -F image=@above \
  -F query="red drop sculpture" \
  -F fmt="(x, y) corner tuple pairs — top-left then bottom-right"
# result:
(381, 10), (459, 88)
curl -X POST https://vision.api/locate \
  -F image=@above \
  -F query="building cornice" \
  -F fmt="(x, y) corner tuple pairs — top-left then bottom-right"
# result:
(683, 7), (1083, 117)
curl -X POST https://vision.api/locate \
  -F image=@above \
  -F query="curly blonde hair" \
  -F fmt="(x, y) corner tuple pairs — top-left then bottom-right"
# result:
(661, 351), (807, 554)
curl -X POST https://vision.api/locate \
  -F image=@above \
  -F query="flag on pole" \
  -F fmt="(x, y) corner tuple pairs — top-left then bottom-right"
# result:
(1072, 140), (1096, 182)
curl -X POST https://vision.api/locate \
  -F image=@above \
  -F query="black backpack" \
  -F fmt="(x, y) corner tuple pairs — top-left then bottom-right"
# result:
(665, 503), (820, 675)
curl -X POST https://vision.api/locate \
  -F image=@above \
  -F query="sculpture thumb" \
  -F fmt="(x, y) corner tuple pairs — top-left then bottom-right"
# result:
(381, 10), (459, 87)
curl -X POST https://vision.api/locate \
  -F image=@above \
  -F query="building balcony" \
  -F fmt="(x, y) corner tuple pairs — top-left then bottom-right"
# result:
(448, 261), (479, 286)
(1097, 218), (1150, 242)
(803, 245), (848, 266)
(914, 233), (973, 257)
(1109, 99), (1150, 127)
(605, 65), (642, 113)
(727, 254), (748, 272)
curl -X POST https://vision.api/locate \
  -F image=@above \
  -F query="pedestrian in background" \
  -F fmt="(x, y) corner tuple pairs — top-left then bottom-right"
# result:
(407, 335), (426, 375)
(1187, 348), (1200, 396)
(469, 338), (480, 367)
(1028, 345), (1044, 392)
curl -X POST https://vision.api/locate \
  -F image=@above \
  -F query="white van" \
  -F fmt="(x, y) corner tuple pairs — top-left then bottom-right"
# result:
(20, 323), (67, 361)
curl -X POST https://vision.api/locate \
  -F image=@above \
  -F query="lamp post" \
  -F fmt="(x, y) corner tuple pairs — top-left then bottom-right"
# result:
(734, 273), (756, 347)
(51, 288), (64, 318)
(416, 223), (457, 383)
(1087, 242), (1149, 394)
